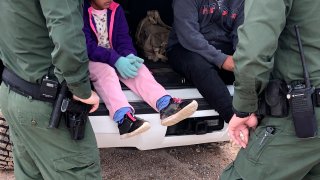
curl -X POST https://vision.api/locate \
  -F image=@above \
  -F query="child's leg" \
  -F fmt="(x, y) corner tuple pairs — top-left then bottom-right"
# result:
(120, 64), (170, 111)
(89, 61), (132, 120)
(89, 62), (151, 138)
(120, 64), (198, 127)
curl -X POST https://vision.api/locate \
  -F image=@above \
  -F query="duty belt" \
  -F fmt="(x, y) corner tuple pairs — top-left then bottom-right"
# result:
(1, 68), (54, 103)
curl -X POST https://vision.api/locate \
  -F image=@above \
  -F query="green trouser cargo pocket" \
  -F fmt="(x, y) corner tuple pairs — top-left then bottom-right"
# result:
(228, 125), (283, 180)
(244, 125), (281, 163)
(53, 152), (101, 180)
(16, 100), (53, 130)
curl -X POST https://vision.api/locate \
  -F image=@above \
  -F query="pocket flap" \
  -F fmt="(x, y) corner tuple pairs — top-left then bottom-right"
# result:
(53, 153), (95, 172)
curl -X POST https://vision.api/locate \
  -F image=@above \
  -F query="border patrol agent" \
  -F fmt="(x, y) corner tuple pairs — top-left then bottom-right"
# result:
(220, 0), (320, 179)
(0, 0), (102, 179)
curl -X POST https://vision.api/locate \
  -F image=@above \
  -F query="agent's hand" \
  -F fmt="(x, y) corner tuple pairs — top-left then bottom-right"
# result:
(114, 56), (138, 79)
(222, 56), (235, 72)
(126, 54), (144, 69)
(73, 90), (100, 113)
(228, 114), (258, 148)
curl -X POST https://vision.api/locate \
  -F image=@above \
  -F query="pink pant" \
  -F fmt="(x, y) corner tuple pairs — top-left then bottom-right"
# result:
(89, 61), (168, 119)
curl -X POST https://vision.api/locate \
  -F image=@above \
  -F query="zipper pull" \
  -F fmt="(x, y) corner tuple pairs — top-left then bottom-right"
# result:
(259, 126), (275, 146)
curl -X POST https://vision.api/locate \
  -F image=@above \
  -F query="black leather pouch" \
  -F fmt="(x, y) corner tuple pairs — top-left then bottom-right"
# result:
(265, 79), (289, 117)
(258, 79), (289, 118)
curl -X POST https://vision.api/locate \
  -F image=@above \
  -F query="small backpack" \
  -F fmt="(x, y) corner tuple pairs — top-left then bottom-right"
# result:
(135, 10), (171, 62)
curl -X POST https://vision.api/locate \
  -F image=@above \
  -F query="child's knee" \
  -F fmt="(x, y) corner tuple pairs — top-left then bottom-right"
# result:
(89, 61), (117, 78)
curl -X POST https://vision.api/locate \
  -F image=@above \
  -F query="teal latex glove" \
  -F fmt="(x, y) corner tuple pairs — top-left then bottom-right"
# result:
(114, 57), (138, 79)
(126, 54), (144, 69)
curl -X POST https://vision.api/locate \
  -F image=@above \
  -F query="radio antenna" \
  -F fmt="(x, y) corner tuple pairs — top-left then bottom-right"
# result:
(294, 25), (311, 88)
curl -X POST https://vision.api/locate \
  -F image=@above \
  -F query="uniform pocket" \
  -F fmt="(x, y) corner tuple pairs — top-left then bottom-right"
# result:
(16, 98), (53, 130)
(244, 125), (281, 163)
(53, 152), (100, 180)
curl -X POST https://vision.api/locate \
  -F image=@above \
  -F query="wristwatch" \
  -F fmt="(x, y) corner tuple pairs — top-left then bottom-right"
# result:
(232, 107), (252, 118)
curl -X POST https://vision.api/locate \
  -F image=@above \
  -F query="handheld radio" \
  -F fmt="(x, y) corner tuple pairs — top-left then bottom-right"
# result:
(286, 25), (317, 138)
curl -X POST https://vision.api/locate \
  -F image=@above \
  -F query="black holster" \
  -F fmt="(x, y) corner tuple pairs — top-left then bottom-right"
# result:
(257, 79), (289, 118)
(49, 83), (92, 140)
(64, 99), (92, 140)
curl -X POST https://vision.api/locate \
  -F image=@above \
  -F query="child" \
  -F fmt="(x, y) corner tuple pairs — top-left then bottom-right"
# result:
(83, 0), (198, 139)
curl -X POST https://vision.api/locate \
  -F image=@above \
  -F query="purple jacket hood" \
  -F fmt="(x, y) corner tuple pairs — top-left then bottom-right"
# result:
(83, 2), (136, 66)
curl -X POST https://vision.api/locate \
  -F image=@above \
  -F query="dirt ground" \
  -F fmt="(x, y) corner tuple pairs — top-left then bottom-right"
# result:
(0, 142), (239, 180)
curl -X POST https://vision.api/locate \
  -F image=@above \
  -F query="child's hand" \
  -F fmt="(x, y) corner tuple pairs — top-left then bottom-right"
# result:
(126, 54), (144, 69)
(115, 57), (138, 79)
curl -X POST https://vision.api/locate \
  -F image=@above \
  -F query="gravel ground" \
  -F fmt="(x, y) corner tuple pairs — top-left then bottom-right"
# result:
(0, 142), (239, 180)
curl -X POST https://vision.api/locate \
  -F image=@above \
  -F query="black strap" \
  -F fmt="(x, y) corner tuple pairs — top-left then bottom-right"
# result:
(0, 60), (4, 83)
(2, 68), (54, 103)
(313, 88), (320, 107)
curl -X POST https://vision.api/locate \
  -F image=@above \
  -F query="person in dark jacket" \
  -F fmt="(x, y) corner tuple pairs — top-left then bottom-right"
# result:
(167, 0), (244, 123)
(83, 0), (198, 139)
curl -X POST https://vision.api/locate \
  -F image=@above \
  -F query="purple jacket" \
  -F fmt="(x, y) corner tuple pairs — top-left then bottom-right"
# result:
(83, 2), (136, 66)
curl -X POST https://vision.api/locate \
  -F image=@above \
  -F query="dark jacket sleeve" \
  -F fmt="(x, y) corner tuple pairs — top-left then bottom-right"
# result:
(82, 6), (120, 67)
(113, 7), (137, 57)
(231, 2), (244, 51)
(172, 0), (227, 68)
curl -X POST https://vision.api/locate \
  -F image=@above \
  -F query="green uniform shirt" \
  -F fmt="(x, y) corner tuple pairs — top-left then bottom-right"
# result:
(0, 0), (91, 99)
(233, 0), (320, 112)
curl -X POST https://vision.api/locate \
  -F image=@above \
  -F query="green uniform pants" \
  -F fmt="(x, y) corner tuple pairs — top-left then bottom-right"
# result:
(220, 109), (320, 180)
(0, 83), (102, 180)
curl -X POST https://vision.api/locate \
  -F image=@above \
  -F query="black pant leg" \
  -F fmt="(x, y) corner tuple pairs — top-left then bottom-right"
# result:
(167, 44), (233, 123)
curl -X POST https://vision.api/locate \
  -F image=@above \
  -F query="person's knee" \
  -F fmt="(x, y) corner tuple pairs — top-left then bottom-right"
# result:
(188, 62), (219, 82)
(168, 47), (220, 81)
(168, 47), (208, 72)
(137, 64), (149, 73)
(89, 62), (117, 81)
